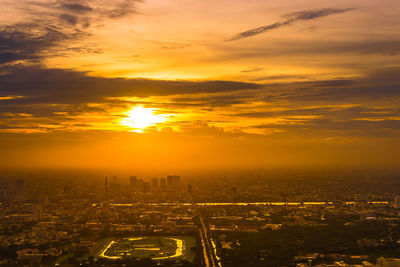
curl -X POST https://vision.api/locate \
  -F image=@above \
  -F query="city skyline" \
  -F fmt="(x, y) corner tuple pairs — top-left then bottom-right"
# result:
(1, 2), (400, 265)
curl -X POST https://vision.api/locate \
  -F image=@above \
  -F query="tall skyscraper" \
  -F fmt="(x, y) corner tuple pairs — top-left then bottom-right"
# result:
(167, 175), (180, 187)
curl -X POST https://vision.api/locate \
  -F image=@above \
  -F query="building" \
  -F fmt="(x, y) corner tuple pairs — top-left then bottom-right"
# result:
(160, 178), (166, 188)
(151, 178), (158, 189)
(167, 175), (180, 187)
(136, 179), (144, 192)
(377, 257), (400, 267)
(143, 182), (151, 193)
(33, 204), (43, 221)
(129, 176), (137, 186)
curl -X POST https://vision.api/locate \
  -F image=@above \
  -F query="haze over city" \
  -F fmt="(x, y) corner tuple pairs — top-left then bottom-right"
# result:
(1, 1), (400, 267)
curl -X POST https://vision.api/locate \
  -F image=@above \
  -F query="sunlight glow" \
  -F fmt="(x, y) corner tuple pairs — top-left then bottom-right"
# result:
(120, 105), (168, 133)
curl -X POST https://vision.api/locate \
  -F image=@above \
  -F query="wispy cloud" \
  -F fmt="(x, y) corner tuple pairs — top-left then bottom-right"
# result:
(0, 24), (87, 64)
(0, 0), (143, 64)
(229, 8), (355, 41)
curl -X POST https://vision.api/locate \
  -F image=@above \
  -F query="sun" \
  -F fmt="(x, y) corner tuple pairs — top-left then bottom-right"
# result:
(120, 105), (168, 132)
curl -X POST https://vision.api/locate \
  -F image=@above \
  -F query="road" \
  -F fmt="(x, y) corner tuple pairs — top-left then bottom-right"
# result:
(196, 208), (222, 267)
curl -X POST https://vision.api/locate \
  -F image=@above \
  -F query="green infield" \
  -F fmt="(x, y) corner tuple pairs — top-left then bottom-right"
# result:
(96, 236), (196, 262)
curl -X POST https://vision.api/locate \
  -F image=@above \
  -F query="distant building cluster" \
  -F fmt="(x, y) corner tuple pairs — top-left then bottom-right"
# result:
(0, 171), (399, 266)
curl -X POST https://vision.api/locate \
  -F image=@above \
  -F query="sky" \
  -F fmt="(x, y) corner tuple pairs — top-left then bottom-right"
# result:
(0, 0), (399, 171)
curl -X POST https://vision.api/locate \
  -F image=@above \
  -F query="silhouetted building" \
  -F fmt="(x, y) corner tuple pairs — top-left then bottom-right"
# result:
(160, 178), (166, 188)
(188, 184), (192, 192)
(110, 182), (121, 192)
(167, 175), (180, 187)
(143, 182), (151, 193)
(136, 179), (144, 192)
(376, 257), (400, 267)
(33, 204), (43, 221)
(152, 178), (158, 189)
(129, 176), (137, 185)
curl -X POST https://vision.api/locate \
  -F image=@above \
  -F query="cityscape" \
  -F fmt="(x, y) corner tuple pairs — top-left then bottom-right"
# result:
(1, 0), (400, 266)
(0, 169), (399, 266)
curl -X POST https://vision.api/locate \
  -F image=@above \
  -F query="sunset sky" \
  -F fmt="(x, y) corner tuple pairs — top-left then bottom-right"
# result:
(0, 0), (399, 170)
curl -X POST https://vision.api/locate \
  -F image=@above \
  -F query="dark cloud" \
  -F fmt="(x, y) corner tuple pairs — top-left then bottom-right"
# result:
(229, 7), (355, 41)
(164, 68), (400, 108)
(248, 68), (400, 103)
(59, 14), (79, 25)
(60, 3), (93, 13)
(0, 65), (261, 104)
(0, 0), (143, 64)
(0, 64), (399, 136)
(28, 0), (140, 19)
(254, 117), (400, 139)
(0, 24), (85, 64)
(235, 106), (400, 121)
(107, 0), (141, 18)
(241, 67), (264, 73)
(171, 94), (255, 107)
(221, 40), (400, 59)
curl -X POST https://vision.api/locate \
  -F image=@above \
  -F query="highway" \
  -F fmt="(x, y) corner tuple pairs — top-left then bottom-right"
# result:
(196, 208), (222, 267)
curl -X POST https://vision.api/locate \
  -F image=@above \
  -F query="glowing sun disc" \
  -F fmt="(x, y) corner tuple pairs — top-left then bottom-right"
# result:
(121, 105), (167, 132)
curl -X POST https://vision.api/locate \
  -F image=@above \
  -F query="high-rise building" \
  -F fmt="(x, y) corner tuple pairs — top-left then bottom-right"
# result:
(129, 176), (137, 186)
(136, 179), (144, 192)
(16, 179), (24, 195)
(167, 175), (180, 187)
(33, 203), (43, 221)
(160, 178), (166, 188)
(376, 257), (400, 267)
(143, 182), (151, 193)
(151, 178), (158, 189)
